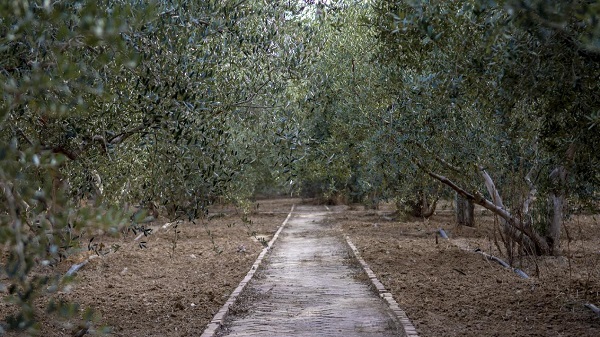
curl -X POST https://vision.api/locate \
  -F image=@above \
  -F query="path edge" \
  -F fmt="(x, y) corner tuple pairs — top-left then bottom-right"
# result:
(200, 205), (295, 337)
(345, 235), (420, 337)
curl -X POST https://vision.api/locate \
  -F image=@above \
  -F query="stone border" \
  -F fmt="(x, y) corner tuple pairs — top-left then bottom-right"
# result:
(345, 235), (420, 337)
(200, 205), (295, 337)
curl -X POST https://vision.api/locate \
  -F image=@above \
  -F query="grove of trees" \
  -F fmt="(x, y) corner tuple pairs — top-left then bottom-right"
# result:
(1, 0), (599, 333)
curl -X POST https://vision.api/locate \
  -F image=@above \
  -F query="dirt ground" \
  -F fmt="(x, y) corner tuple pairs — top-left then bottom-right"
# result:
(334, 202), (600, 337)
(2, 198), (599, 336)
(1, 199), (296, 337)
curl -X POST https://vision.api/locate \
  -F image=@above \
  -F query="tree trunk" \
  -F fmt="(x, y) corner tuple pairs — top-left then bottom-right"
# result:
(546, 165), (567, 255)
(546, 194), (563, 255)
(479, 168), (546, 254)
(407, 190), (438, 218)
(455, 192), (474, 227)
(421, 195), (438, 218)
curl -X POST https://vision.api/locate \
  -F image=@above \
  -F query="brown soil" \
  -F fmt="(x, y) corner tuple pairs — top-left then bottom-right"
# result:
(2, 199), (599, 336)
(1, 199), (296, 337)
(333, 202), (600, 337)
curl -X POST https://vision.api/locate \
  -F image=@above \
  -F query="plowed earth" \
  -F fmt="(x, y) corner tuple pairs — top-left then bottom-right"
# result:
(2, 199), (599, 336)
(2, 199), (296, 337)
(333, 202), (600, 337)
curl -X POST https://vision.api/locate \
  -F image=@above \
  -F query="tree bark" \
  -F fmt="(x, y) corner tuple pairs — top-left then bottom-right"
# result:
(421, 195), (438, 218)
(455, 192), (474, 227)
(546, 194), (563, 254)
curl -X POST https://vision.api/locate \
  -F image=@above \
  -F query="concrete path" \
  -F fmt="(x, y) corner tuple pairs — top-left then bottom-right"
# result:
(219, 205), (403, 337)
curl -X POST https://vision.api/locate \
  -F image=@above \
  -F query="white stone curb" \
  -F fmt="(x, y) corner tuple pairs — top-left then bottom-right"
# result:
(345, 235), (420, 337)
(200, 205), (295, 337)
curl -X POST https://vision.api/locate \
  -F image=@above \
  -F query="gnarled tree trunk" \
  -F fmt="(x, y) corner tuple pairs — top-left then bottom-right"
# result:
(406, 189), (438, 218)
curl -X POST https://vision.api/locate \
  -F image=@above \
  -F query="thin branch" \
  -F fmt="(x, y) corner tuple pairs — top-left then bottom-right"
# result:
(91, 135), (111, 160)
(233, 104), (285, 109)
(16, 128), (34, 146)
(230, 80), (272, 107)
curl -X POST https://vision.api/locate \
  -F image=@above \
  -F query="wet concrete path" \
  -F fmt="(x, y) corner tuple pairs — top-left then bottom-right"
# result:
(219, 205), (403, 337)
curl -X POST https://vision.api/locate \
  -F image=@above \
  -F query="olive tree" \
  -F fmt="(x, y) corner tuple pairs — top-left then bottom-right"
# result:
(371, 0), (600, 254)
(0, 1), (151, 332)
(282, 1), (396, 204)
(1, 0), (314, 333)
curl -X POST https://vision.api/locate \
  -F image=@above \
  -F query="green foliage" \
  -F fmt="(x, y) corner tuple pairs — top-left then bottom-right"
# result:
(365, 0), (599, 250)
(364, 1), (598, 197)
(286, 3), (389, 203)
(1, 0), (318, 333)
(2, 0), (598, 332)
(1, 0), (141, 333)
(283, 0), (598, 247)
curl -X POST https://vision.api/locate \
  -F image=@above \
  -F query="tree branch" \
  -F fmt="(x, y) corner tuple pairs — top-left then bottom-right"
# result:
(40, 122), (150, 162)
(47, 145), (79, 160)
(479, 167), (504, 207)
(522, 165), (537, 216)
(413, 158), (550, 254)
(230, 80), (272, 107)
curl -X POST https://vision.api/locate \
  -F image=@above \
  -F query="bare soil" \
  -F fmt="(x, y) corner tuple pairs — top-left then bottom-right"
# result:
(1, 199), (296, 337)
(333, 202), (600, 337)
(2, 198), (599, 336)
